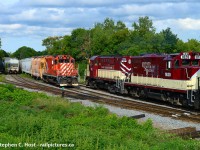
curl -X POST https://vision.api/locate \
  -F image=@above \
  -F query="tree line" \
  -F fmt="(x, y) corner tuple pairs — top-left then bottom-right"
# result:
(41, 16), (200, 62)
(1, 16), (200, 61)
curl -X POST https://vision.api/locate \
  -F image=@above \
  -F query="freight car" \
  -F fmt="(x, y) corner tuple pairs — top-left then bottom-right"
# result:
(86, 52), (200, 109)
(20, 55), (78, 87)
(20, 58), (33, 74)
(0, 58), (5, 73)
(4, 57), (19, 74)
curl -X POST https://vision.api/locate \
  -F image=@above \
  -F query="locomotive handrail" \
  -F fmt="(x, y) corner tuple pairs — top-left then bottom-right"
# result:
(185, 68), (190, 79)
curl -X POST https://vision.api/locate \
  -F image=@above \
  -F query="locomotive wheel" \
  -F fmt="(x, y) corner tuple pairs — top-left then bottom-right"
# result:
(179, 94), (188, 107)
(135, 88), (147, 98)
(89, 81), (94, 88)
(161, 93), (167, 101)
(129, 89), (136, 97)
(194, 100), (200, 109)
(85, 80), (89, 86)
(108, 84), (116, 94)
(167, 97), (174, 105)
(140, 88), (148, 98)
(138, 89), (143, 98)
(135, 88), (140, 97)
(182, 99), (188, 107)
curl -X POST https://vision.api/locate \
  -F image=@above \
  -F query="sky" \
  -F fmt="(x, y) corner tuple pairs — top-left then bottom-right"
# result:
(1, 0), (200, 53)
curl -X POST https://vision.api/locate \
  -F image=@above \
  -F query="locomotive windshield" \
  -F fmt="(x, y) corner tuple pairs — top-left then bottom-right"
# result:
(59, 59), (64, 63)
(181, 60), (199, 66)
(192, 60), (199, 66)
(10, 64), (19, 67)
(59, 59), (70, 63)
(182, 60), (190, 66)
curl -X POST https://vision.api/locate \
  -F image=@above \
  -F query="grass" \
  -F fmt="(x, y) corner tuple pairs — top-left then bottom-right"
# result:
(0, 74), (5, 82)
(0, 79), (199, 149)
(19, 73), (33, 79)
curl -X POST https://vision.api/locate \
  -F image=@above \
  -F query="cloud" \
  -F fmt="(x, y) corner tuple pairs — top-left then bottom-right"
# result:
(154, 18), (200, 31)
(4, 1), (200, 28)
(1, 0), (200, 52)
(177, 18), (200, 30)
(0, 23), (73, 38)
(18, 0), (135, 7)
(17, 0), (200, 8)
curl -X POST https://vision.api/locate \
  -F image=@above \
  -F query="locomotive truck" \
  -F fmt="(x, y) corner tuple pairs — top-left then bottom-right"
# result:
(86, 52), (200, 109)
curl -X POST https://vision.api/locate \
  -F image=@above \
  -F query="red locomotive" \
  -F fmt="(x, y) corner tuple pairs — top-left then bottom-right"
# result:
(86, 52), (200, 109)
(21, 55), (78, 86)
(42, 55), (78, 86)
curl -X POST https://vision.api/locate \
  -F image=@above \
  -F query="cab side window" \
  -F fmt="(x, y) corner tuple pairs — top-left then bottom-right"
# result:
(174, 60), (179, 68)
(95, 60), (98, 66)
(192, 60), (199, 66)
(54, 60), (57, 65)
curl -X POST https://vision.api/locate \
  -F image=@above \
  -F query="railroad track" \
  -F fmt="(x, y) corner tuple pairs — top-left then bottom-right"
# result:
(4, 74), (200, 124)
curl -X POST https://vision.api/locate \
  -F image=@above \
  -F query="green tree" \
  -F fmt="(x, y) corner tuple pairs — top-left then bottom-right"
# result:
(111, 25), (130, 54)
(0, 50), (9, 58)
(116, 21), (126, 30)
(130, 16), (156, 54)
(186, 39), (200, 52)
(42, 36), (63, 53)
(91, 18), (130, 55)
(151, 33), (165, 53)
(103, 18), (115, 31)
(175, 39), (189, 53)
(132, 16), (156, 37)
(159, 27), (179, 53)
(61, 35), (72, 55)
(70, 28), (89, 61)
(12, 46), (37, 59)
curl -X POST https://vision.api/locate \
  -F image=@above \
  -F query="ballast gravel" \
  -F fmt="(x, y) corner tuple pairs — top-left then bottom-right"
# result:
(68, 98), (200, 131)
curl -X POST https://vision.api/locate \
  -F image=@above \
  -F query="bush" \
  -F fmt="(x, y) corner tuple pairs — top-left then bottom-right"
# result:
(78, 61), (87, 78)
(0, 84), (199, 149)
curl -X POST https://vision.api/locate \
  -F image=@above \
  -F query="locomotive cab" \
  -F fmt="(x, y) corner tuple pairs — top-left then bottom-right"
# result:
(88, 56), (99, 78)
(54, 55), (78, 87)
(4, 57), (19, 74)
(42, 55), (78, 87)
(162, 52), (200, 109)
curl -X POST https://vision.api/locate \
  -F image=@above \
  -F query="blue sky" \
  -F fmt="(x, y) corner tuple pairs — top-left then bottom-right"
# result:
(1, 0), (200, 53)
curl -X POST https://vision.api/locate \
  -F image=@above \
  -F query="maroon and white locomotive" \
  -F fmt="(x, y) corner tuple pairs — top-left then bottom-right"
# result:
(86, 52), (200, 109)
